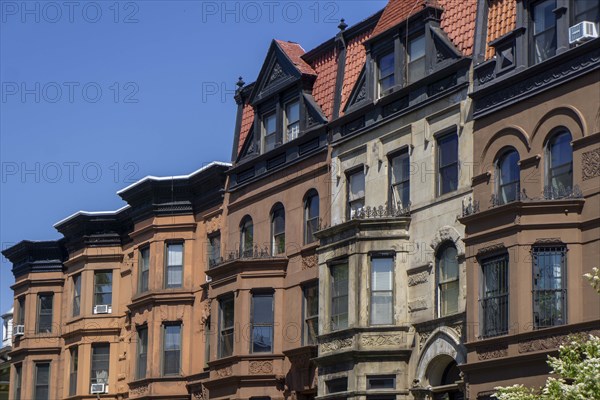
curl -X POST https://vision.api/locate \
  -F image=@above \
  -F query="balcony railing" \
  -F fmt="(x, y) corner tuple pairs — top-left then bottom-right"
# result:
(350, 203), (411, 220)
(209, 246), (278, 269)
(464, 185), (584, 217)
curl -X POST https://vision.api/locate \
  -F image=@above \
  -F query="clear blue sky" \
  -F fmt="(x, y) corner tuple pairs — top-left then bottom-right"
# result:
(0, 1), (386, 313)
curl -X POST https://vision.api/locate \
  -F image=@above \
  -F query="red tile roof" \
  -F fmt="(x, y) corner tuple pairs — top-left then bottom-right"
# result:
(341, 28), (374, 114)
(371, 0), (477, 56)
(275, 40), (317, 76)
(237, 103), (254, 155)
(371, 0), (429, 38)
(307, 46), (339, 121)
(485, 0), (516, 59)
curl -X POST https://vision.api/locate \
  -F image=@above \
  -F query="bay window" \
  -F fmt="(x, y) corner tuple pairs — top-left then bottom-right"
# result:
(330, 262), (349, 330)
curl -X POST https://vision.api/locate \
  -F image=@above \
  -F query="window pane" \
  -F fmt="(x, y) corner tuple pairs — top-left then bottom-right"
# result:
(440, 280), (459, 316)
(163, 324), (181, 375)
(167, 244), (183, 266)
(533, 246), (566, 328)
(94, 272), (112, 306)
(439, 246), (458, 281)
(409, 35), (426, 61)
(252, 295), (273, 324)
(481, 255), (509, 337)
(265, 113), (276, 134)
(372, 258), (393, 291)
(349, 171), (365, 200)
(91, 344), (110, 385)
(137, 327), (148, 379)
(440, 165), (458, 194)
(500, 150), (520, 186)
(371, 293), (393, 325)
(38, 294), (53, 333)
(252, 294), (273, 353)
(73, 275), (81, 316)
(533, 0), (557, 63)
(408, 35), (426, 82)
(439, 134), (458, 167)
(379, 52), (394, 77)
(69, 347), (78, 396)
(252, 325), (273, 353)
(222, 298), (234, 328)
(533, 0), (556, 33)
(35, 363), (50, 400)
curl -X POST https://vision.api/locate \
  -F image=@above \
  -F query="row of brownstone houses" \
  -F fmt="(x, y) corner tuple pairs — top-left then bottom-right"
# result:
(2, 0), (599, 399)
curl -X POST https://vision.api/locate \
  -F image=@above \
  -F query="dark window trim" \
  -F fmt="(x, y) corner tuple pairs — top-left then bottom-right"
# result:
(36, 293), (53, 334)
(303, 189), (320, 245)
(436, 129), (459, 197)
(346, 166), (366, 220)
(34, 362), (51, 400)
(302, 280), (319, 346)
(532, 244), (568, 329)
(72, 273), (81, 317)
(270, 203), (286, 256)
(218, 294), (235, 359)
(164, 241), (184, 289)
(479, 252), (510, 338)
(162, 322), (182, 376)
(93, 270), (113, 310)
(138, 245), (150, 294)
(250, 292), (274, 354)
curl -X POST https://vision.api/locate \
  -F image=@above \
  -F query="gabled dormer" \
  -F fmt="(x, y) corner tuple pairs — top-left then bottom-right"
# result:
(239, 40), (326, 158)
(363, 0), (467, 101)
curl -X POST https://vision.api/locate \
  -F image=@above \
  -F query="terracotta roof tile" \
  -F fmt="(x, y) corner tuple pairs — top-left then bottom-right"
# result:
(371, 0), (477, 56)
(237, 103), (254, 155)
(372, 0), (429, 37)
(275, 40), (317, 76)
(485, 0), (516, 59)
(307, 46), (339, 121)
(341, 28), (374, 114)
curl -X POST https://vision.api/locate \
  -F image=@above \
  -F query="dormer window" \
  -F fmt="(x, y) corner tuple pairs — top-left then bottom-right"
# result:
(408, 34), (426, 83)
(285, 100), (300, 142)
(531, 0), (557, 65)
(378, 52), (395, 95)
(258, 97), (303, 154)
(574, 0), (599, 25)
(262, 112), (277, 153)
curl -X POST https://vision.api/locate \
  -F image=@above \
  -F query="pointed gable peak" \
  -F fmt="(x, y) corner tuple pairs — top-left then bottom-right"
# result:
(274, 39), (316, 76)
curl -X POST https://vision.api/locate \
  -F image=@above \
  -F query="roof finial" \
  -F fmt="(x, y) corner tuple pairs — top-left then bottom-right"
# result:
(338, 18), (348, 31)
(236, 76), (245, 89)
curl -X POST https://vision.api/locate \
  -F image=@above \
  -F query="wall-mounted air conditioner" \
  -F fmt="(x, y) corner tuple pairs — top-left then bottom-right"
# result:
(90, 383), (107, 394)
(569, 21), (598, 44)
(14, 325), (25, 336)
(93, 305), (110, 314)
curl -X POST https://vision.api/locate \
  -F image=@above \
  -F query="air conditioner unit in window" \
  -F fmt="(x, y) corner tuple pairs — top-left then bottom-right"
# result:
(94, 305), (110, 314)
(13, 325), (25, 336)
(90, 383), (107, 394)
(569, 21), (598, 44)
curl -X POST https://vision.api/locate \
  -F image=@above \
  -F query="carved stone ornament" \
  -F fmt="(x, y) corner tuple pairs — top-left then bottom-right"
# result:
(215, 366), (233, 378)
(205, 214), (222, 234)
(452, 323), (463, 339)
(476, 243), (506, 258)
(193, 385), (208, 400)
(408, 298), (428, 313)
(361, 334), (405, 347)
(266, 62), (286, 86)
(302, 254), (318, 270)
(419, 331), (432, 349)
(477, 344), (508, 360)
(249, 360), (273, 374)
(408, 268), (431, 287)
(582, 148), (600, 180)
(518, 329), (600, 353)
(320, 337), (353, 353)
(130, 383), (149, 396)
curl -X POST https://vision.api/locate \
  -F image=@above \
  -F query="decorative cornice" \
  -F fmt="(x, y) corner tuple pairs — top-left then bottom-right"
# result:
(472, 44), (600, 118)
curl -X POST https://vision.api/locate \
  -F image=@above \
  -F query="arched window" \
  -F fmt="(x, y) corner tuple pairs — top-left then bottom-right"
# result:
(304, 190), (319, 244)
(496, 149), (520, 204)
(546, 131), (573, 197)
(240, 216), (253, 257)
(437, 243), (459, 317)
(271, 204), (285, 255)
